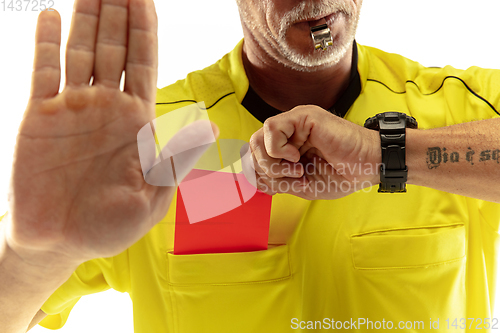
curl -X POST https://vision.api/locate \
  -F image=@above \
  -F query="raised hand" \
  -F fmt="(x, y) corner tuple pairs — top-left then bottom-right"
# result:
(4, 0), (213, 267)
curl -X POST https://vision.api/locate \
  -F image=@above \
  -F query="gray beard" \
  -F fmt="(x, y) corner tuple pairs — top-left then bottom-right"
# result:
(236, 0), (360, 72)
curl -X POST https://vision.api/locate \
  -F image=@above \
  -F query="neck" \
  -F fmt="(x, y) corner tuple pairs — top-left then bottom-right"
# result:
(241, 35), (353, 112)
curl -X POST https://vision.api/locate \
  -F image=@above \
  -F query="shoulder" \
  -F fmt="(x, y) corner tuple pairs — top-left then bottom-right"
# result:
(359, 43), (500, 97)
(155, 52), (237, 117)
(359, 44), (424, 90)
(358, 44), (500, 120)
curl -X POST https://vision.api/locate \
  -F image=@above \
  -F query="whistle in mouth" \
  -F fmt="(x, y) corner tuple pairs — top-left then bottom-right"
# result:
(310, 23), (333, 51)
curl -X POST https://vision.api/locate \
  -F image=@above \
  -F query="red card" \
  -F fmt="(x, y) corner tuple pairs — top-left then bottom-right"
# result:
(174, 169), (272, 255)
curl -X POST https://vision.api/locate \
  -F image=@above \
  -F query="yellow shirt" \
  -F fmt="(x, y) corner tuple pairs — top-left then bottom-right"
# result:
(2, 39), (499, 332)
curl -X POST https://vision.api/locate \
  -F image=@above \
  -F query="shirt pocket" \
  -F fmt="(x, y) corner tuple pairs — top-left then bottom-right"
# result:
(350, 223), (466, 270)
(164, 245), (294, 333)
(346, 223), (467, 324)
(166, 244), (290, 285)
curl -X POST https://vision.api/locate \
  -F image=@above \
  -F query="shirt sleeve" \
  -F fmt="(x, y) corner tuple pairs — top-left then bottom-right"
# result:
(38, 257), (115, 330)
(0, 212), (131, 330)
(453, 66), (500, 118)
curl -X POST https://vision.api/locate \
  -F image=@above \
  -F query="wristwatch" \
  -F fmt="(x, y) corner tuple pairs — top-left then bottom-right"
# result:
(364, 112), (418, 193)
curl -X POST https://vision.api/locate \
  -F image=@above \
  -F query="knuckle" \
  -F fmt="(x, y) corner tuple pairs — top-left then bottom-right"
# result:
(290, 104), (312, 115)
(249, 133), (260, 150)
(67, 42), (94, 54)
(95, 86), (119, 108)
(97, 37), (126, 49)
(263, 118), (276, 132)
(290, 105), (306, 112)
(64, 86), (90, 111)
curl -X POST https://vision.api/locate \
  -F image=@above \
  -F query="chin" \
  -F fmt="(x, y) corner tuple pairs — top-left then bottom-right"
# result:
(275, 39), (352, 72)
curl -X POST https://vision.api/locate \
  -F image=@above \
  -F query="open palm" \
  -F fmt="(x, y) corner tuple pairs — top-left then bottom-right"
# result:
(7, 0), (178, 264)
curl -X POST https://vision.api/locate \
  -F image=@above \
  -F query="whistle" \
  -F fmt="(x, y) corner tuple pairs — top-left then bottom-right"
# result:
(310, 23), (333, 51)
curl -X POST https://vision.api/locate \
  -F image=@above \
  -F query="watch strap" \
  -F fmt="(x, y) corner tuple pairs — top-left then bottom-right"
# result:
(364, 112), (418, 193)
(379, 112), (408, 192)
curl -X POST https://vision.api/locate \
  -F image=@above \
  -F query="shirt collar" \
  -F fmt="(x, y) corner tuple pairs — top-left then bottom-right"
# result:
(240, 41), (361, 123)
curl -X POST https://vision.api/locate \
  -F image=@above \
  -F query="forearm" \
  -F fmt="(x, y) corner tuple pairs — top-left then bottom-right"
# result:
(0, 214), (79, 333)
(406, 118), (500, 203)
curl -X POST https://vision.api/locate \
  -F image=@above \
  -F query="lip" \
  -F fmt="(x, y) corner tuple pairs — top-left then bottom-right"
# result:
(297, 12), (337, 24)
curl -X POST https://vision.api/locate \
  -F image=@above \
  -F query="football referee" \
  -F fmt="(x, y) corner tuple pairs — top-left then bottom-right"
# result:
(1, 0), (500, 332)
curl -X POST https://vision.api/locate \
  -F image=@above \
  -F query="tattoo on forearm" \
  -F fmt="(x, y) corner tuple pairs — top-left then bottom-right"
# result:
(426, 147), (500, 169)
(466, 147), (475, 165)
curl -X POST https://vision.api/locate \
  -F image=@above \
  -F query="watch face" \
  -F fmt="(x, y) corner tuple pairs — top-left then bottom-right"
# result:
(364, 112), (418, 130)
(382, 112), (401, 121)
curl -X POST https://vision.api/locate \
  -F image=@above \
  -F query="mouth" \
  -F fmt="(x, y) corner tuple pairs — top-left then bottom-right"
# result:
(297, 12), (337, 27)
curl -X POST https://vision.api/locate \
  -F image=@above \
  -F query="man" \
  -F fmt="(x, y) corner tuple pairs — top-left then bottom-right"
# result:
(1, 0), (499, 333)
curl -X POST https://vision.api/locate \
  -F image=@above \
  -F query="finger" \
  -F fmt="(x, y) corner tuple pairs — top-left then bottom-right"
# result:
(300, 155), (350, 198)
(250, 151), (309, 196)
(124, 0), (158, 103)
(30, 9), (61, 100)
(250, 129), (302, 178)
(254, 173), (277, 196)
(263, 117), (300, 162)
(246, 146), (279, 194)
(240, 143), (274, 195)
(93, 0), (129, 88)
(256, 172), (308, 196)
(65, 0), (101, 87)
(282, 110), (313, 151)
(301, 154), (336, 182)
(303, 149), (336, 175)
(250, 129), (279, 178)
(266, 106), (335, 162)
(254, 152), (303, 179)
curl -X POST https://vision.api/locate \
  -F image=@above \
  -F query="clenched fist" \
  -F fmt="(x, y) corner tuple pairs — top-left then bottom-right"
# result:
(244, 105), (381, 200)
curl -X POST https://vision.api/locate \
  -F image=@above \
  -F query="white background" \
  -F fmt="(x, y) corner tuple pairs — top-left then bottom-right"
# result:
(0, 0), (498, 332)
